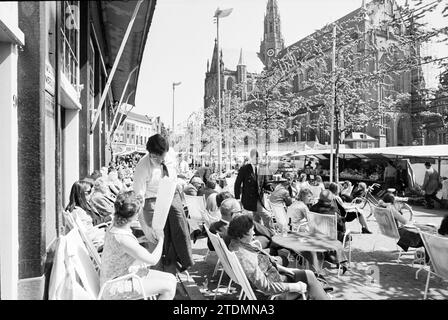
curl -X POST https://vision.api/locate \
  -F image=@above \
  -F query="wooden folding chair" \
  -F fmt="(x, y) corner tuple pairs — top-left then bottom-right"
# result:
(204, 225), (238, 299)
(418, 229), (448, 300)
(217, 236), (306, 300)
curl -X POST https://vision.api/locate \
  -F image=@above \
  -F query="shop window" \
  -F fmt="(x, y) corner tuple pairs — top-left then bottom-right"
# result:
(61, 1), (80, 89)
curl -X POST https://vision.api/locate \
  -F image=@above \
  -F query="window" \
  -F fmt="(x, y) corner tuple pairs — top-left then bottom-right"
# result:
(61, 1), (80, 88)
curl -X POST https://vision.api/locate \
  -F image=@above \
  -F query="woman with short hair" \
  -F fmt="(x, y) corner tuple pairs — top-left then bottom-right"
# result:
(228, 215), (330, 300)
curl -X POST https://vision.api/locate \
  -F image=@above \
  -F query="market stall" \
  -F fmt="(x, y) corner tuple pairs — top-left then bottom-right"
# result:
(288, 145), (448, 197)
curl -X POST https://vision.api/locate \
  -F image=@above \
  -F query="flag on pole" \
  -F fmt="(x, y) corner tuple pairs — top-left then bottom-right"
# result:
(214, 8), (233, 18)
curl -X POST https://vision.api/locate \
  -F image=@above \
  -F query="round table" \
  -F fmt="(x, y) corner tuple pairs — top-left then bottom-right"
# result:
(272, 231), (343, 254)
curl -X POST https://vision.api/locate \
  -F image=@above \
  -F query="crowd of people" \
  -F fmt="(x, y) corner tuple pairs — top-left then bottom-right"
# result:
(62, 134), (448, 300)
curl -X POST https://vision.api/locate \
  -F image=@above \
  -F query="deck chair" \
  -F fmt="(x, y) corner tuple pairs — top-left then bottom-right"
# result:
(63, 210), (104, 270)
(204, 225), (238, 300)
(418, 229), (448, 300)
(371, 205), (404, 262)
(185, 194), (212, 230)
(218, 236), (305, 300)
(307, 211), (352, 276)
(62, 227), (156, 300)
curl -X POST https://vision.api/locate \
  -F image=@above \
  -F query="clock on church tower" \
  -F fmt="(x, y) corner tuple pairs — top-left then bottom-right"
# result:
(266, 48), (275, 57)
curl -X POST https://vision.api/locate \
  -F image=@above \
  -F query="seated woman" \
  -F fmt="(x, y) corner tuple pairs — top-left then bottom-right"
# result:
(228, 215), (330, 300)
(309, 190), (349, 273)
(287, 188), (312, 231)
(295, 173), (310, 193)
(66, 180), (109, 249)
(269, 173), (294, 207)
(100, 191), (177, 300)
(328, 182), (372, 234)
(378, 193), (431, 251)
(284, 188), (331, 277)
(351, 182), (368, 200)
(90, 177), (116, 219)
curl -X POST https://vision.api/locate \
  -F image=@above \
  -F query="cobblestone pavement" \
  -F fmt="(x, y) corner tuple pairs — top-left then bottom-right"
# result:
(187, 205), (448, 300)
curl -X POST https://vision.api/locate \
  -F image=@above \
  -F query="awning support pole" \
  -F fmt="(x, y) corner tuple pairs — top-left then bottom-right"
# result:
(114, 90), (136, 134)
(109, 66), (139, 134)
(90, 22), (114, 107)
(90, 0), (143, 133)
(438, 157), (441, 174)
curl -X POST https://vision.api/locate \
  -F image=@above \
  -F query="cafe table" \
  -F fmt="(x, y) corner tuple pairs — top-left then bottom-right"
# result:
(272, 230), (344, 255)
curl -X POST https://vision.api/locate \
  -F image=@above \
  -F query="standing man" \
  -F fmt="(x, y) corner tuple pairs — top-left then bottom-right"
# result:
(383, 161), (397, 190)
(422, 162), (442, 209)
(234, 149), (272, 229)
(133, 134), (193, 274)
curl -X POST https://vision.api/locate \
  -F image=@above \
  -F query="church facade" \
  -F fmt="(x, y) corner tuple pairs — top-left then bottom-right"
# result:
(203, 0), (430, 150)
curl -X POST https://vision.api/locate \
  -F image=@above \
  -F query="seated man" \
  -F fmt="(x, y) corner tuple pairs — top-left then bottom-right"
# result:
(197, 178), (218, 200)
(183, 176), (204, 196)
(207, 198), (272, 250)
(328, 182), (372, 234)
(228, 215), (330, 300)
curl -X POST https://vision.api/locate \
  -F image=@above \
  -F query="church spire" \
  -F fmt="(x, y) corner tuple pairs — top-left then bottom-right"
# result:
(237, 48), (245, 66)
(258, 0), (285, 69)
(210, 38), (219, 73)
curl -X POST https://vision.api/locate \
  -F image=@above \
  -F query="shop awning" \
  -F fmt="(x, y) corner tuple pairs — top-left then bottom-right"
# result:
(99, 0), (156, 107)
(267, 150), (294, 157)
(289, 145), (448, 160)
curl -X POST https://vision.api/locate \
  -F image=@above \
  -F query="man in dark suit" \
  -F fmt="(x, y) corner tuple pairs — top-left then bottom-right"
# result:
(234, 149), (272, 230)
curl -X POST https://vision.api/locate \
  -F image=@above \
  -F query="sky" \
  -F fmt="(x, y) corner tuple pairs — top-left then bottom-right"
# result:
(134, 0), (447, 131)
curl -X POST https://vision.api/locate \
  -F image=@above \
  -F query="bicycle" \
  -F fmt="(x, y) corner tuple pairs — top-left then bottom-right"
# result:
(351, 183), (414, 221)
(351, 183), (381, 220)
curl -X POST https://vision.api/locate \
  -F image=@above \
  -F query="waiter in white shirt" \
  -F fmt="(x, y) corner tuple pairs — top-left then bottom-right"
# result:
(133, 134), (176, 248)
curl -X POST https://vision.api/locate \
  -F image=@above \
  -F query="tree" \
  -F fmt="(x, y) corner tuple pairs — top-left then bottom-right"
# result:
(260, 0), (448, 182)
(244, 64), (300, 161)
(222, 89), (250, 168)
(201, 102), (220, 166)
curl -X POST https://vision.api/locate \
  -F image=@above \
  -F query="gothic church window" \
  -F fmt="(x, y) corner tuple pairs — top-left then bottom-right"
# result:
(227, 77), (234, 90)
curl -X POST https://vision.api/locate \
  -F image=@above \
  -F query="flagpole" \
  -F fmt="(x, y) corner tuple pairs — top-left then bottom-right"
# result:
(217, 13), (222, 175)
(330, 24), (336, 183)
(214, 7), (233, 175)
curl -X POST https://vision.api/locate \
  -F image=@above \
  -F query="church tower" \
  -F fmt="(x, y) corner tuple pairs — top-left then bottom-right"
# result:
(204, 39), (224, 114)
(258, 0), (285, 69)
(236, 49), (247, 100)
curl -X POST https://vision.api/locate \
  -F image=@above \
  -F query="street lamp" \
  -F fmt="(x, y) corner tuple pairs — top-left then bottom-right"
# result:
(214, 7), (232, 174)
(172, 81), (181, 144)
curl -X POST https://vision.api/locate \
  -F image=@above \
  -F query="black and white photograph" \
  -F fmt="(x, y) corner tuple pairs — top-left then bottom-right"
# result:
(0, 0), (447, 305)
